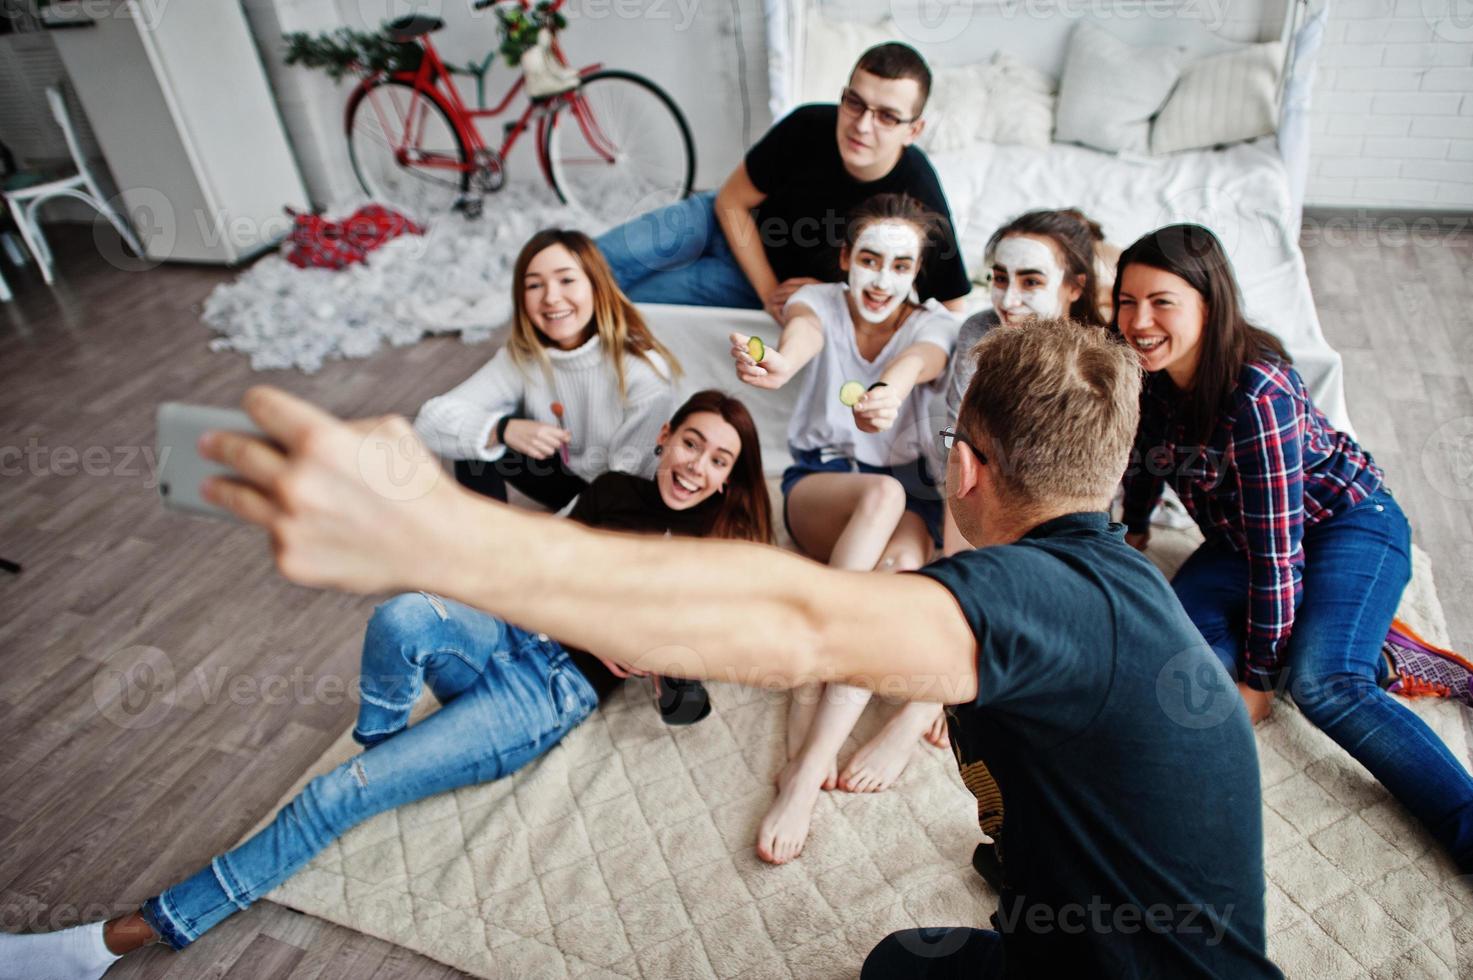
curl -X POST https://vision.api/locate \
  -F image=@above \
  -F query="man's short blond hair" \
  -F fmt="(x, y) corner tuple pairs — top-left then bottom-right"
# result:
(957, 319), (1141, 505)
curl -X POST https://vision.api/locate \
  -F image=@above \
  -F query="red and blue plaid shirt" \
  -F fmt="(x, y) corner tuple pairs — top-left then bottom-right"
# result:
(1122, 361), (1384, 688)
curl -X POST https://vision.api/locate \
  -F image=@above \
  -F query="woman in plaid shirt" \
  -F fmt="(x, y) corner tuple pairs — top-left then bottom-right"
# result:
(1115, 224), (1472, 873)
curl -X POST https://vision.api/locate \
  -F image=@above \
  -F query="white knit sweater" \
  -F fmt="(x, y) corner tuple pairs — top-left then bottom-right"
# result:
(414, 334), (676, 481)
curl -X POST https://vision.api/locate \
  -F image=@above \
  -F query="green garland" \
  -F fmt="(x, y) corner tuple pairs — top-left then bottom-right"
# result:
(282, 28), (423, 81)
(282, 6), (569, 82)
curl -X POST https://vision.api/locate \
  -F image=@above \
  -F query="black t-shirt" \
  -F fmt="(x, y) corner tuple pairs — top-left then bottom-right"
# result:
(744, 104), (970, 303)
(915, 512), (1280, 980)
(564, 472), (720, 699)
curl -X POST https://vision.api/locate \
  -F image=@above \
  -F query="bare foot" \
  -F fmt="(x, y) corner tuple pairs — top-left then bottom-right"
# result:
(785, 685), (822, 760)
(757, 757), (827, 864)
(839, 702), (937, 792)
(923, 706), (950, 750)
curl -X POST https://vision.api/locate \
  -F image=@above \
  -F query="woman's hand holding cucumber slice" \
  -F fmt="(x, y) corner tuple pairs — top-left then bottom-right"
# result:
(729, 332), (797, 390)
(852, 382), (901, 433)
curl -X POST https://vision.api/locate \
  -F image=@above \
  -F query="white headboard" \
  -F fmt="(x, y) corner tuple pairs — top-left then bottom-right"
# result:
(766, 0), (1304, 121)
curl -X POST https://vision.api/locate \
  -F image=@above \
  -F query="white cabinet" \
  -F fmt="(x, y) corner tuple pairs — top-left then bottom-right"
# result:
(50, 0), (309, 264)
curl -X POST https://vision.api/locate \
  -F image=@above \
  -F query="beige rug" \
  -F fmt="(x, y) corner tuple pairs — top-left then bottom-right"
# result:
(250, 527), (1473, 979)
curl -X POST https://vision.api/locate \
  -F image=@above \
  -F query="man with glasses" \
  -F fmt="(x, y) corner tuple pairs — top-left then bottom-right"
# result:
(198, 320), (1279, 978)
(596, 42), (971, 322)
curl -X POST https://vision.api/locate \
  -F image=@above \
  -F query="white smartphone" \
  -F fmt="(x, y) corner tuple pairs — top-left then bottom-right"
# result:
(156, 403), (270, 520)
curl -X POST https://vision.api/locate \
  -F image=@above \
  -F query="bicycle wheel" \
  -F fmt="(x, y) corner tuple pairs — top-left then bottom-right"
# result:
(347, 78), (468, 216)
(543, 70), (695, 227)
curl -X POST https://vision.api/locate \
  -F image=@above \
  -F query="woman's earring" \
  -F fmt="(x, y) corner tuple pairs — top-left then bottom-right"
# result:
(654, 446), (663, 456)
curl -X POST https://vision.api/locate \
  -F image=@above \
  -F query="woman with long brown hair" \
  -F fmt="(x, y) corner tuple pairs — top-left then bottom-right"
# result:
(1116, 223), (1473, 873)
(8, 391), (773, 974)
(415, 228), (682, 510)
(727, 192), (961, 865)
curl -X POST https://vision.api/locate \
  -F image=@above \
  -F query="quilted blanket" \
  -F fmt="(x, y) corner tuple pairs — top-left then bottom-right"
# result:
(249, 521), (1472, 978)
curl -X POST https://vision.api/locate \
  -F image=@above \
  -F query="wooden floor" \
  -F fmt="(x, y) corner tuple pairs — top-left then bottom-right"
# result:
(1, 225), (1470, 979)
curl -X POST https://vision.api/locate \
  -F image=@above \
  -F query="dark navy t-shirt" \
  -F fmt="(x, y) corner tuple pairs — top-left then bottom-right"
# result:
(915, 512), (1280, 979)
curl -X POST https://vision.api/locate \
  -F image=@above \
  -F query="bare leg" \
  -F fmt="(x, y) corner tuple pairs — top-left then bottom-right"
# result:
(759, 682), (874, 864)
(839, 514), (940, 792)
(782, 685), (833, 788)
(758, 473), (907, 863)
(924, 707), (951, 749)
(103, 912), (159, 955)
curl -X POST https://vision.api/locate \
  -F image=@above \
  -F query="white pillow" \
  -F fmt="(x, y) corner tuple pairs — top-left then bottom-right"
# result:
(1054, 23), (1185, 154)
(979, 53), (1055, 149)
(1150, 42), (1283, 155)
(799, 12), (897, 105)
(920, 55), (1055, 153)
(919, 64), (990, 154)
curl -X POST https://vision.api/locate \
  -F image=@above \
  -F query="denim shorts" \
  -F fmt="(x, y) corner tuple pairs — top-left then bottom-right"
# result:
(780, 447), (945, 549)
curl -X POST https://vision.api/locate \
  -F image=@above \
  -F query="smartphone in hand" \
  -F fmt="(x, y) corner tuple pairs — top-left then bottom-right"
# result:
(156, 403), (268, 520)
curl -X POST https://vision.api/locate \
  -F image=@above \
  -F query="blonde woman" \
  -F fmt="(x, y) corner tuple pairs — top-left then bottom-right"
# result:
(416, 229), (681, 509)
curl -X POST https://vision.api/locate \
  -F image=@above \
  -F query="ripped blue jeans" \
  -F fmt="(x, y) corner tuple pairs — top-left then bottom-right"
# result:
(140, 593), (598, 949)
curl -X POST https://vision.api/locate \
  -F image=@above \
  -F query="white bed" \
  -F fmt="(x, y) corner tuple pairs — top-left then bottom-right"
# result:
(677, 0), (1352, 439)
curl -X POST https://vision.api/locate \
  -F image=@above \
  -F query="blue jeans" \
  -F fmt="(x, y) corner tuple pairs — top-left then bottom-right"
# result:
(140, 593), (599, 949)
(595, 190), (763, 308)
(1171, 490), (1473, 870)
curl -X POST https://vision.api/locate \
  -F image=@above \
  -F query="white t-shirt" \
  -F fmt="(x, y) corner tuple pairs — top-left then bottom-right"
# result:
(783, 283), (960, 468)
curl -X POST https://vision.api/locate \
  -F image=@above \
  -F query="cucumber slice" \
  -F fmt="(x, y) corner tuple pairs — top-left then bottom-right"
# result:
(747, 336), (765, 363)
(838, 380), (866, 407)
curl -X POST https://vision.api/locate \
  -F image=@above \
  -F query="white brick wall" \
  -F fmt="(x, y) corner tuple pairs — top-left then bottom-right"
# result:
(1308, 0), (1473, 210)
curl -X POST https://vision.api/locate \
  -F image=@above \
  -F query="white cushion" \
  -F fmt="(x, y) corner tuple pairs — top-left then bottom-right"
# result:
(1053, 23), (1185, 154)
(920, 55), (1055, 153)
(1150, 42), (1284, 155)
(920, 64), (991, 153)
(979, 53), (1055, 148)
(798, 11), (897, 105)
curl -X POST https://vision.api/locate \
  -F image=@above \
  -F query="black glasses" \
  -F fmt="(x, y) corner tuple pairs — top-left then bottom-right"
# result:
(838, 88), (917, 130)
(938, 426), (987, 463)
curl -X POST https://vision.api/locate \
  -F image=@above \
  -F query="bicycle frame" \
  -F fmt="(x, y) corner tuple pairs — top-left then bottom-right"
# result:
(350, 0), (624, 188)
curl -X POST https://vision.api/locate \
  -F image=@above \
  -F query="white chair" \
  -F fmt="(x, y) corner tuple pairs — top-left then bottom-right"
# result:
(2, 87), (144, 285)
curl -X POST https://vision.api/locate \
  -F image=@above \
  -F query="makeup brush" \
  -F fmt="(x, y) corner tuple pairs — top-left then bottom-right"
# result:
(550, 401), (570, 466)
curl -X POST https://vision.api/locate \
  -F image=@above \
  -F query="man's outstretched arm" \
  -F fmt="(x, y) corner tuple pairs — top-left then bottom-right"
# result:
(201, 387), (981, 704)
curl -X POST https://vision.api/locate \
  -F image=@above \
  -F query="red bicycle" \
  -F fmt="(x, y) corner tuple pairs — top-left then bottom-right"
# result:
(345, 1), (695, 223)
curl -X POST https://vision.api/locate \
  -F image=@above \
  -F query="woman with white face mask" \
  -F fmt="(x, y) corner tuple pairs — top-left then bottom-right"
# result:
(935, 209), (1110, 557)
(727, 193), (960, 866)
